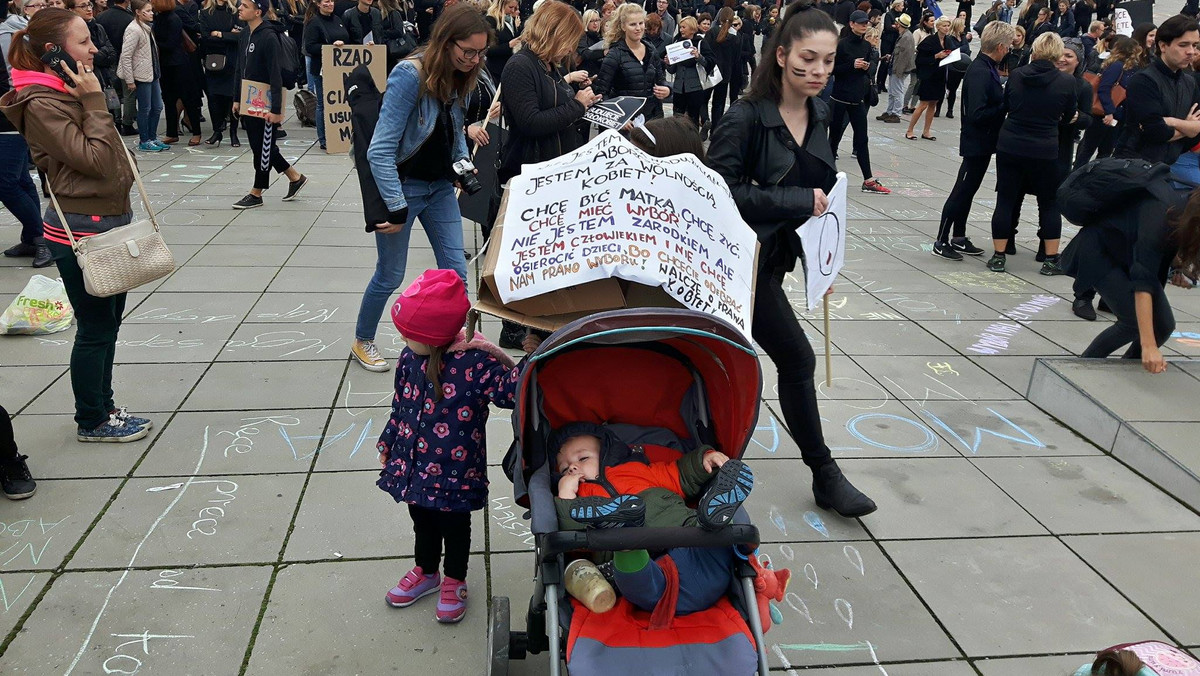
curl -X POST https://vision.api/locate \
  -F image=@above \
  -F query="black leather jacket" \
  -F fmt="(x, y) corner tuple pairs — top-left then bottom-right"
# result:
(707, 96), (837, 271)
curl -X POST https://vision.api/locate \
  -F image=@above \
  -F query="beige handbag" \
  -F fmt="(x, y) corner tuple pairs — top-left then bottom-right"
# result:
(47, 144), (175, 298)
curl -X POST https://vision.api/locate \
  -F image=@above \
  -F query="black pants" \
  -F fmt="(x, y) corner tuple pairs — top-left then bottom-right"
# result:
(0, 405), (18, 465)
(1074, 121), (1118, 170)
(945, 70), (965, 111)
(751, 266), (831, 470)
(673, 89), (707, 127)
(710, 81), (731, 127)
(161, 63), (203, 138)
(409, 504), (471, 580)
(46, 240), (126, 429)
(938, 154), (991, 242)
(1081, 269), (1175, 358)
(828, 100), (872, 180)
(242, 116), (291, 191)
(990, 152), (1062, 242)
(207, 92), (234, 135)
(875, 58), (891, 92)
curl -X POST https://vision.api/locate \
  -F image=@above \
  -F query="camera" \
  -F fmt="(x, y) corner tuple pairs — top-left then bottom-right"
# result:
(453, 159), (482, 195)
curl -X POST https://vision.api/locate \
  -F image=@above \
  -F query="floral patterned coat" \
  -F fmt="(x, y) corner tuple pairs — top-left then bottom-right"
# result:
(376, 332), (524, 512)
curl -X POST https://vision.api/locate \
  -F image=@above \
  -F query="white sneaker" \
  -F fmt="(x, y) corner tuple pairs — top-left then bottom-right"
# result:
(351, 339), (389, 372)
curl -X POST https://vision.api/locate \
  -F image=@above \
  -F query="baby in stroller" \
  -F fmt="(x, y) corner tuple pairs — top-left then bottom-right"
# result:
(552, 421), (756, 616)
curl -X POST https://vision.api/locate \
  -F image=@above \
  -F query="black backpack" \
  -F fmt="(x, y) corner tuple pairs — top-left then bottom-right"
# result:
(1057, 157), (1178, 226)
(279, 33), (301, 90)
(293, 89), (317, 127)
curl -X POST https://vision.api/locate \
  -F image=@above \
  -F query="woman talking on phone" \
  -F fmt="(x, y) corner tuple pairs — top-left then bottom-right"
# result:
(708, 0), (877, 518)
(1, 7), (153, 441)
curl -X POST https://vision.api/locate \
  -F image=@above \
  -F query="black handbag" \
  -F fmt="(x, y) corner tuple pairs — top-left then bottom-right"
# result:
(204, 53), (227, 72)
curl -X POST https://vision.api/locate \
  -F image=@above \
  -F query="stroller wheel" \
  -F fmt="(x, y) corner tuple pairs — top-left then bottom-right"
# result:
(487, 596), (511, 676)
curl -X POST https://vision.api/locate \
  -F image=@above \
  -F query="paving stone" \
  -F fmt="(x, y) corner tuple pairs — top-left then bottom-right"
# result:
(875, 292), (1007, 322)
(122, 292), (258, 325)
(9, 414), (151, 478)
(216, 322), (349, 362)
(135, 410), (333, 477)
(816, 398), (961, 458)
(24, 362), (208, 415)
(0, 573), (49, 637)
(906, 399), (1103, 457)
(0, 479), (120, 572)
(184, 243), (297, 267)
(930, 319), (1072, 356)
(741, 458), (870, 543)
(852, 355), (1021, 401)
(157, 265), (280, 293)
(109, 322), (240, 363)
(829, 320), (956, 356)
(974, 654), (1096, 675)
(0, 365), (67, 410)
(245, 292), (366, 324)
(183, 361), (345, 410)
(266, 266), (375, 294)
(783, 663), (977, 676)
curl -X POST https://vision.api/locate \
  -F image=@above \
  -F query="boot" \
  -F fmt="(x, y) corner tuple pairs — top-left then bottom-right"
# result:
(498, 319), (526, 350)
(32, 237), (53, 268)
(812, 460), (877, 518)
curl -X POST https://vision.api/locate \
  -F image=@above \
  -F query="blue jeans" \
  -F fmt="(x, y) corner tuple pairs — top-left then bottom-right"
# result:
(0, 134), (43, 243)
(354, 178), (468, 342)
(307, 58), (325, 145)
(613, 547), (734, 616)
(135, 80), (163, 143)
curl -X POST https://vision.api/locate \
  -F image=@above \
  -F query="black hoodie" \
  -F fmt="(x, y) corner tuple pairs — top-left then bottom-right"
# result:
(996, 58), (1076, 160)
(235, 20), (286, 115)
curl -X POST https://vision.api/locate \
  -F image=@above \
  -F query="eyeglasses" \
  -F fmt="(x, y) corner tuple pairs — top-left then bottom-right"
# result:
(454, 42), (484, 60)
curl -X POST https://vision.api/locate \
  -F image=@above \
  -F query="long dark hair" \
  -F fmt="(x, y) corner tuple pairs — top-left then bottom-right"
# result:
(747, 0), (837, 103)
(414, 3), (491, 103)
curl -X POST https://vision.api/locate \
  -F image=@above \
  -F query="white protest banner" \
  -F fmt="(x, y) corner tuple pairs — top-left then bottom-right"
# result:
(666, 39), (696, 64)
(798, 172), (847, 312)
(494, 130), (757, 334)
(583, 96), (647, 130)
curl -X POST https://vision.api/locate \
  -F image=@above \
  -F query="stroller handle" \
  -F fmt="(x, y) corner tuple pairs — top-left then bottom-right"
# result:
(538, 525), (760, 563)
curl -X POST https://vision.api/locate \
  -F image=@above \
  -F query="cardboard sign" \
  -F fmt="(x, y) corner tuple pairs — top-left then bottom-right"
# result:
(239, 78), (281, 120)
(666, 39), (696, 64)
(1113, 7), (1133, 35)
(583, 96), (647, 130)
(322, 44), (388, 154)
(492, 130), (758, 334)
(797, 172), (847, 312)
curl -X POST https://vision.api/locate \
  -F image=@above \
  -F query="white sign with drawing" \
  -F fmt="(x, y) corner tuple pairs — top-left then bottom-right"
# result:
(798, 172), (847, 312)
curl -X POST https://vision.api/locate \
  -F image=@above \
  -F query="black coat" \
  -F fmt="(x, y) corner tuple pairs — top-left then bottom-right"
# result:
(577, 30), (605, 77)
(831, 31), (877, 104)
(1061, 189), (1187, 294)
(703, 29), (740, 83)
(152, 9), (190, 68)
(96, 6), (135, 64)
(593, 40), (666, 118)
(499, 50), (585, 182)
(485, 14), (520, 82)
(342, 5), (383, 45)
(915, 33), (948, 96)
(996, 59), (1077, 159)
(1058, 73), (1094, 167)
(86, 20), (117, 87)
(199, 6), (243, 97)
(347, 63), (388, 229)
(708, 96), (837, 272)
(667, 33), (712, 94)
(303, 12), (350, 75)
(958, 52), (1005, 157)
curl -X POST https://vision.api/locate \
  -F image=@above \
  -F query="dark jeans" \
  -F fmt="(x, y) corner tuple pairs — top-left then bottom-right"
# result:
(161, 63), (203, 138)
(828, 99), (872, 180)
(0, 404), (18, 464)
(710, 81), (731, 127)
(0, 135), (43, 243)
(751, 266), (832, 469)
(673, 89), (707, 127)
(613, 547), (733, 616)
(1081, 270), (1175, 359)
(46, 240), (126, 429)
(242, 116), (291, 191)
(1074, 121), (1118, 170)
(990, 152), (1062, 242)
(409, 504), (471, 580)
(938, 154), (991, 242)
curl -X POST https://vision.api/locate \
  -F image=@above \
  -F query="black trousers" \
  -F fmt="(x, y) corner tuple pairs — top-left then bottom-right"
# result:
(0, 405), (18, 465)
(751, 266), (832, 470)
(990, 152), (1062, 242)
(938, 154), (991, 242)
(409, 504), (472, 580)
(710, 81), (730, 127)
(1074, 121), (1118, 170)
(828, 99), (872, 180)
(242, 116), (291, 191)
(673, 89), (707, 127)
(945, 70), (965, 111)
(1081, 270), (1175, 358)
(161, 63), (203, 138)
(207, 92), (234, 135)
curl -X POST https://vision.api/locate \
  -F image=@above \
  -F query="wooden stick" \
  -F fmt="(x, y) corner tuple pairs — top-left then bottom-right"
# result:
(823, 293), (832, 388)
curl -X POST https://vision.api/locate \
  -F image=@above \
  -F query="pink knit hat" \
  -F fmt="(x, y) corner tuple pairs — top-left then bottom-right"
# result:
(390, 270), (470, 346)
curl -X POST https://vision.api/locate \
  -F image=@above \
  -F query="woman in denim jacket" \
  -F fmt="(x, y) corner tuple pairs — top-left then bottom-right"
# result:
(353, 3), (491, 373)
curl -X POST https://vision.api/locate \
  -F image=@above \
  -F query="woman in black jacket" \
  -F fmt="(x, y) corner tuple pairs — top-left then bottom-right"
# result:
(577, 9), (604, 77)
(667, 15), (709, 126)
(66, 0), (117, 96)
(303, 0), (348, 149)
(199, 0), (243, 146)
(905, 15), (951, 140)
(377, 0), (415, 73)
(484, 0), (520, 82)
(987, 31), (1076, 275)
(152, 0), (203, 145)
(830, 10), (888, 192)
(594, 3), (669, 119)
(703, 6), (739, 124)
(342, 0), (383, 45)
(1056, 37), (1091, 180)
(708, 0), (876, 519)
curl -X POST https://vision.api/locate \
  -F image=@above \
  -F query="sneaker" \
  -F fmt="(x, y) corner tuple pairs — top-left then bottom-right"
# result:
(1, 454), (36, 500)
(884, 114), (902, 123)
(861, 179), (891, 194)
(1040, 258), (1065, 276)
(282, 174), (308, 201)
(950, 237), (985, 256)
(31, 238), (53, 268)
(1072, 297), (1097, 321)
(569, 494), (646, 528)
(987, 253), (1006, 273)
(436, 577), (468, 623)
(111, 407), (152, 430)
(932, 241), (964, 261)
(150, 140), (170, 151)
(77, 414), (150, 443)
(3, 241), (35, 258)
(696, 458), (755, 531)
(386, 566), (441, 607)
(232, 194), (263, 210)
(137, 141), (162, 152)
(351, 339), (389, 372)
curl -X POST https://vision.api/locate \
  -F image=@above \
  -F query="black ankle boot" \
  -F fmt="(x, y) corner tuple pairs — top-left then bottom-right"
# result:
(812, 460), (877, 518)
(498, 319), (525, 349)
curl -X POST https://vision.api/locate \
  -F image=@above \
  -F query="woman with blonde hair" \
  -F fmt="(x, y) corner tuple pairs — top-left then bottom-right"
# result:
(484, 0), (520, 80)
(577, 8), (604, 76)
(942, 15), (971, 117)
(906, 15), (951, 140)
(594, 2), (668, 118)
(198, 0), (242, 147)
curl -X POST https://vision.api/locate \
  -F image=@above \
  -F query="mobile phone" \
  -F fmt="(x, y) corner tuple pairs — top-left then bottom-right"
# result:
(40, 44), (76, 87)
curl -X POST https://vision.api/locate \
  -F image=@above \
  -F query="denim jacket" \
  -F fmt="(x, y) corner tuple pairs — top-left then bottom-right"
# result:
(367, 57), (469, 214)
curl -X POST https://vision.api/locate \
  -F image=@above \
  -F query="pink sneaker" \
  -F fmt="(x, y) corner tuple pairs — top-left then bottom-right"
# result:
(435, 576), (468, 623)
(386, 566), (440, 607)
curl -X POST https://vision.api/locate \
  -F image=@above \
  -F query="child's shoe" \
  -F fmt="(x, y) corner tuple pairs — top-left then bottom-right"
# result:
(435, 576), (468, 623)
(696, 459), (755, 531)
(569, 494), (646, 529)
(385, 566), (440, 607)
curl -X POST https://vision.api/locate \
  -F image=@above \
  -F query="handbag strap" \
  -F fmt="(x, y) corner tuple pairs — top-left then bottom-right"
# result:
(45, 143), (158, 251)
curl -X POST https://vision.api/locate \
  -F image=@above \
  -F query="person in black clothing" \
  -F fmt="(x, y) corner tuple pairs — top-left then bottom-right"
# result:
(199, 0), (243, 147)
(343, 0), (383, 44)
(906, 16), (950, 140)
(1115, 15), (1200, 166)
(957, 0), (973, 22)
(703, 6), (739, 124)
(940, 16), (969, 117)
(152, 0), (203, 145)
(932, 19), (1012, 260)
(577, 9), (604, 77)
(1056, 37), (1092, 182)
(1002, 23), (1029, 75)
(987, 31), (1077, 275)
(377, 0), (416, 73)
(708, 0), (876, 519)
(484, 0), (520, 82)
(97, 0), (138, 133)
(667, 15), (711, 126)
(877, 0), (903, 90)
(830, 10), (890, 193)
(66, 0), (116, 107)
(232, 0), (306, 208)
(303, 0), (348, 149)
(0, 406), (36, 500)
(594, 3), (669, 119)
(414, 0), (440, 43)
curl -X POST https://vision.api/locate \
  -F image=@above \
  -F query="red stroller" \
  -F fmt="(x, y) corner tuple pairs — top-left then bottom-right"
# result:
(486, 308), (774, 676)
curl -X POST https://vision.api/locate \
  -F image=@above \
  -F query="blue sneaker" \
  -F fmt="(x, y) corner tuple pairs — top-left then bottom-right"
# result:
(696, 459), (754, 531)
(569, 495), (645, 529)
(137, 141), (161, 152)
(77, 415), (150, 443)
(111, 407), (152, 431)
(151, 141), (170, 151)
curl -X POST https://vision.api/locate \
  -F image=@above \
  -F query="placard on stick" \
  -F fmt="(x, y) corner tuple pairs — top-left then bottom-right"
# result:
(798, 172), (847, 312)
(322, 44), (388, 154)
(239, 78), (284, 120)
